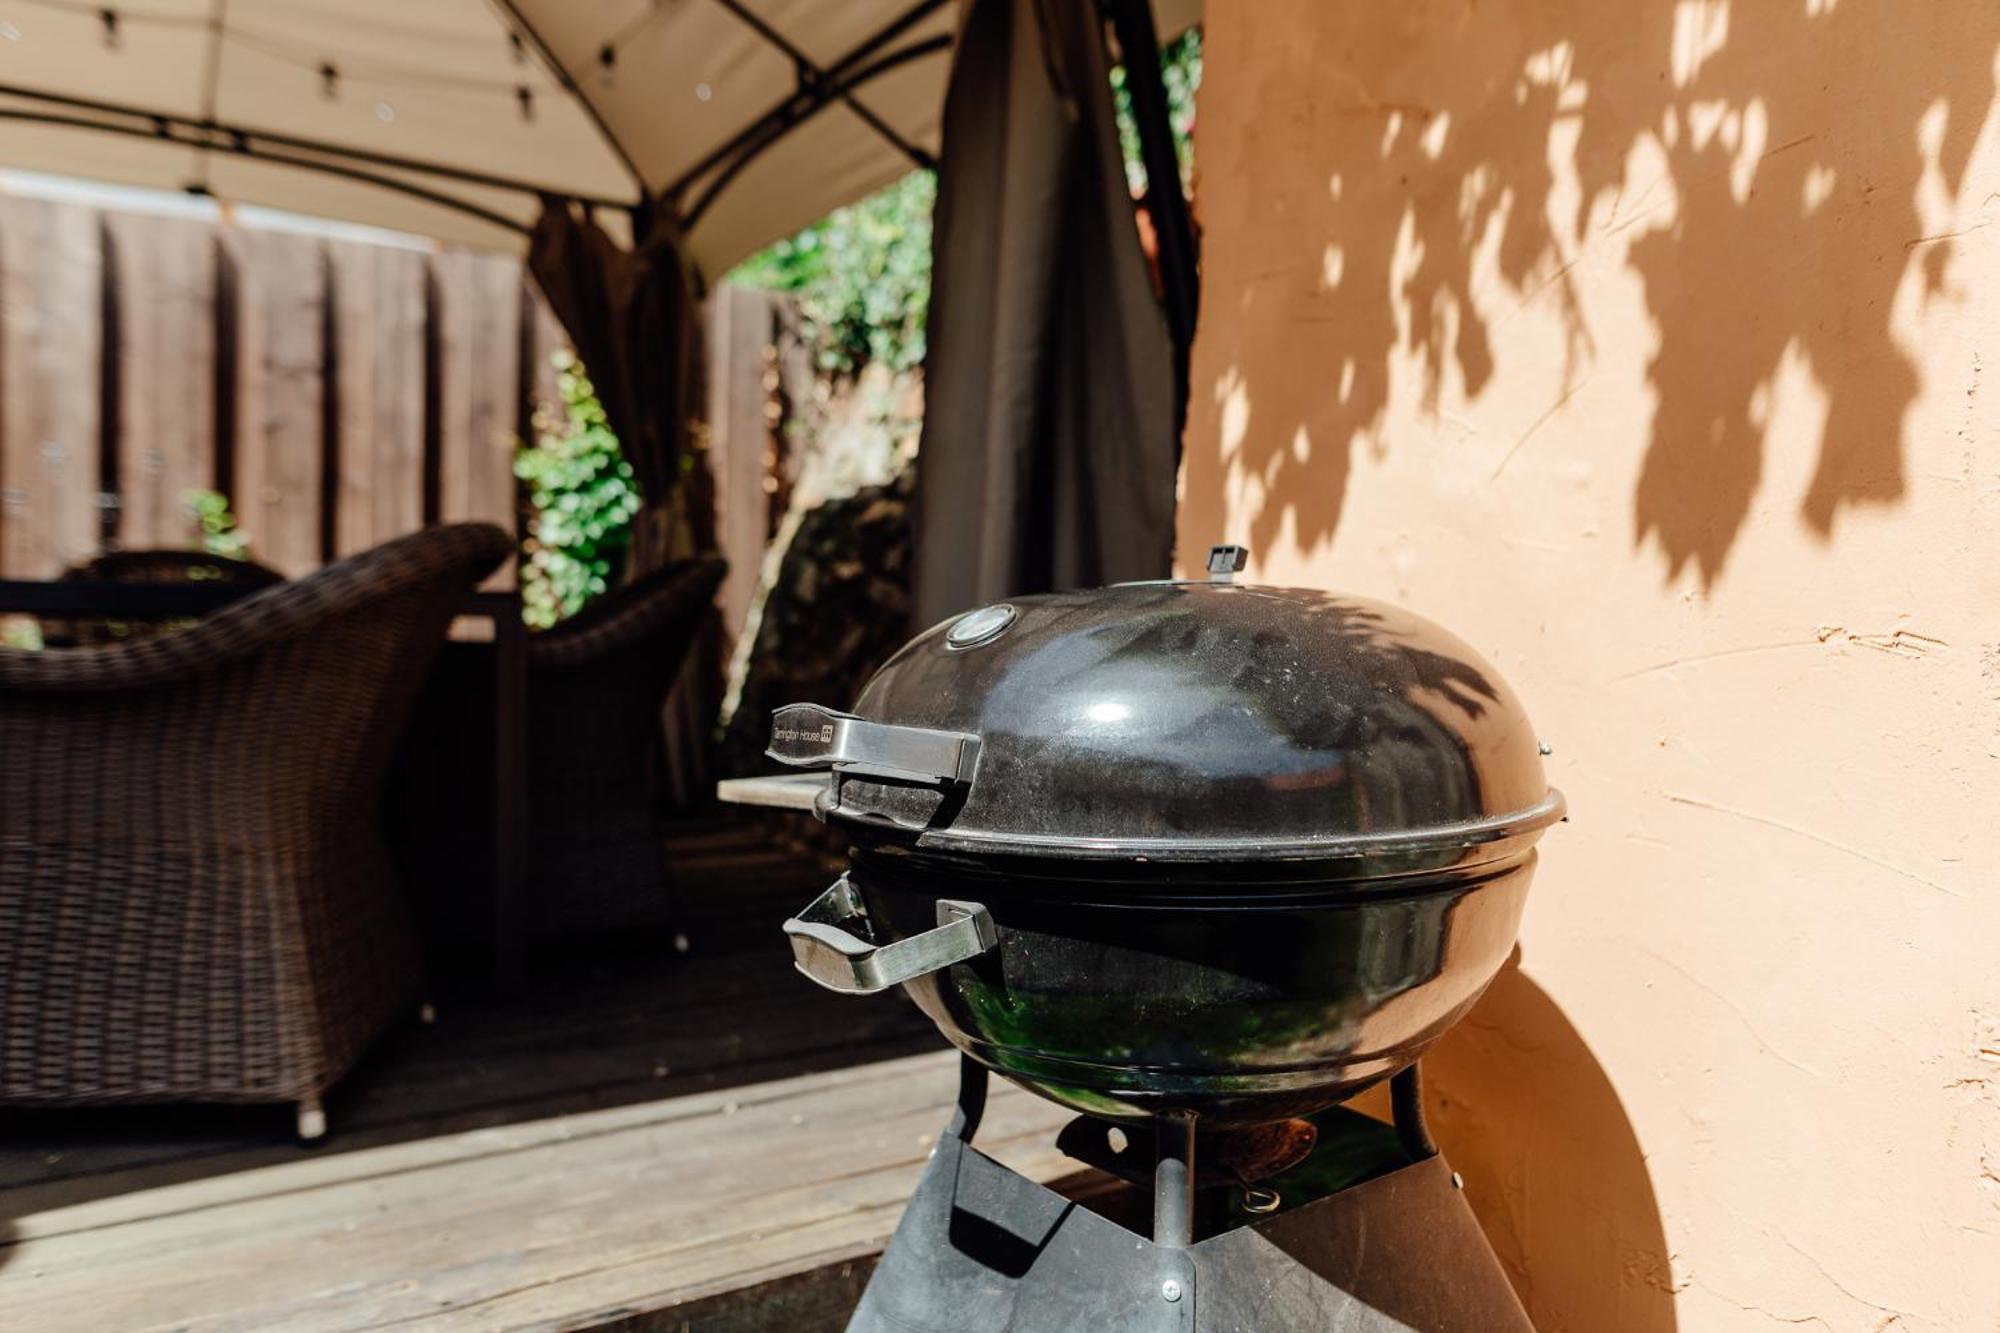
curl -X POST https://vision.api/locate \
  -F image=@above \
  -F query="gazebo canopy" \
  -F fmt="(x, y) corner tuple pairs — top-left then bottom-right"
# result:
(0, 0), (1195, 278)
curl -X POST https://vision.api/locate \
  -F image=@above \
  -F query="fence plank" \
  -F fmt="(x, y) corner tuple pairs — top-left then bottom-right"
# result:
(527, 291), (567, 415)
(0, 197), (558, 584)
(518, 289), (567, 602)
(0, 196), (102, 578)
(706, 285), (777, 641)
(102, 209), (217, 554)
(330, 240), (427, 557)
(434, 249), (522, 588)
(229, 227), (326, 577)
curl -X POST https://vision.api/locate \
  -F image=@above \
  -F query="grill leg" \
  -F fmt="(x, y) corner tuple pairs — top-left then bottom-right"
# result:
(296, 1097), (327, 1142)
(947, 1054), (988, 1143)
(1390, 1062), (1437, 1163)
(1152, 1111), (1198, 1248)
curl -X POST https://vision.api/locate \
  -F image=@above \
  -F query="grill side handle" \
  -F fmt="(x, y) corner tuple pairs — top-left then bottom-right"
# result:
(783, 877), (996, 995)
(766, 702), (981, 786)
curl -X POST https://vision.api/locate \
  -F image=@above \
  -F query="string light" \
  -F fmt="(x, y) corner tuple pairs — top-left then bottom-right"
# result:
(55, 0), (898, 201)
(72, 6), (673, 124)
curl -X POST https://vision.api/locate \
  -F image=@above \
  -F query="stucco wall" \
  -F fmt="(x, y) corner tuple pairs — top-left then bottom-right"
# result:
(1178, 3), (2000, 1329)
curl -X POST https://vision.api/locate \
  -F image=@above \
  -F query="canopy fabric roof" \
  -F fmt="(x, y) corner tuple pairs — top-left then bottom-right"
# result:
(0, 0), (1194, 279)
(911, 0), (1182, 626)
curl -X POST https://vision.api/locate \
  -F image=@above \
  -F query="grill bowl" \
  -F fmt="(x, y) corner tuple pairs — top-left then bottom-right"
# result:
(772, 562), (1563, 1130)
(847, 840), (1534, 1127)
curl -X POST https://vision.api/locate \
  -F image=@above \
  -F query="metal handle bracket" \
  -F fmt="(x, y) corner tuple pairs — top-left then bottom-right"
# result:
(767, 702), (981, 785)
(782, 877), (996, 994)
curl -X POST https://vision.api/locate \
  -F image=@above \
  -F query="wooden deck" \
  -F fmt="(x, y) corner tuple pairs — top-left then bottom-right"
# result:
(0, 819), (1081, 1331)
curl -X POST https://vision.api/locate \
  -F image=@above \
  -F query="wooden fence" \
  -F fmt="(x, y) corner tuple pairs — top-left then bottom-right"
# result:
(0, 192), (567, 585)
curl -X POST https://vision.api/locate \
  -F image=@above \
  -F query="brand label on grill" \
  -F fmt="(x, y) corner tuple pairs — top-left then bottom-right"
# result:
(772, 722), (836, 745)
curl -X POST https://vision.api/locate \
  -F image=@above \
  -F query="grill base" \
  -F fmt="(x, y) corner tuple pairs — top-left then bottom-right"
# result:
(849, 1059), (1534, 1332)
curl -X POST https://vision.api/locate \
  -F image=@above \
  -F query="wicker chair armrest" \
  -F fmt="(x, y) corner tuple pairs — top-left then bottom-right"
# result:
(60, 549), (287, 587)
(526, 557), (727, 670)
(0, 523), (512, 693)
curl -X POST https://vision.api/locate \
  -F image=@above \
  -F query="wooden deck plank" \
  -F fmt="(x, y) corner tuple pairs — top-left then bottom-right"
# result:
(0, 963), (935, 1205)
(577, 1257), (877, 1333)
(0, 819), (984, 1330)
(0, 817), (902, 1193)
(0, 1053), (1079, 1333)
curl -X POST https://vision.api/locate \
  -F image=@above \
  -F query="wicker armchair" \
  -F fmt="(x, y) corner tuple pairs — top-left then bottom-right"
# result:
(0, 523), (511, 1137)
(526, 556), (727, 934)
(63, 548), (288, 587)
(47, 549), (287, 647)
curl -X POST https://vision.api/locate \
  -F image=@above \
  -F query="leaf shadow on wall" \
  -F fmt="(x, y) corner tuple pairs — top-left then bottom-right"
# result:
(1178, 0), (1998, 587)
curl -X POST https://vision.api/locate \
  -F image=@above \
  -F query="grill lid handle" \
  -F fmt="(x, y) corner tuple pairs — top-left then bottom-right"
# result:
(783, 877), (996, 995)
(767, 702), (981, 785)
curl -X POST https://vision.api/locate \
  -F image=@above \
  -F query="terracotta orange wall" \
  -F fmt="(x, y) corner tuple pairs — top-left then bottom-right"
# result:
(1179, 3), (2000, 1329)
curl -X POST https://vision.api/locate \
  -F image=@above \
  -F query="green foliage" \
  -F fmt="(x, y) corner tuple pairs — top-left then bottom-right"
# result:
(183, 489), (250, 559)
(1111, 26), (1203, 196)
(728, 170), (935, 377)
(729, 28), (1200, 381)
(515, 351), (644, 628)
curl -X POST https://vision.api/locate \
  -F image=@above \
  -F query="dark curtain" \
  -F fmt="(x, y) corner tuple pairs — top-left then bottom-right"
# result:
(526, 196), (719, 808)
(527, 197), (715, 566)
(911, 0), (1181, 630)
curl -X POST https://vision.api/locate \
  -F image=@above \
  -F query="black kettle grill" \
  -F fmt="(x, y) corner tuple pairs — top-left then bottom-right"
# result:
(769, 546), (1563, 1331)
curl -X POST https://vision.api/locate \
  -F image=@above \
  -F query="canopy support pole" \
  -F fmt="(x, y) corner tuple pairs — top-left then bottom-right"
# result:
(1101, 0), (1200, 431)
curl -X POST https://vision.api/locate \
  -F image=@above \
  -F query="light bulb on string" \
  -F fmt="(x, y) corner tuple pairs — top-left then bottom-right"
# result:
(517, 85), (535, 123)
(99, 7), (119, 49)
(319, 61), (339, 101)
(597, 43), (616, 89)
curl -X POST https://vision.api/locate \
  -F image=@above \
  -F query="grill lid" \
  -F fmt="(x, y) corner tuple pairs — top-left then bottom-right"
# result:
(768, 548), (1564, 865)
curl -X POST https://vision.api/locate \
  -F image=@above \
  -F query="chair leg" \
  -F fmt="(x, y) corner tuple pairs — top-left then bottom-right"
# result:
(296, 1097), (328, 1142)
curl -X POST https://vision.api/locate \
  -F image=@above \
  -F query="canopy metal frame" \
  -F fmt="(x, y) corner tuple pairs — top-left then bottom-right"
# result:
(1102, 0), (1199, 400)
(0, 83), (633, 235)
(0, 0), (961, 241)
(0, 0), (1198, 390)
